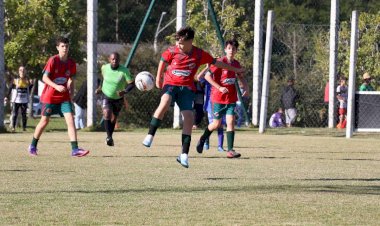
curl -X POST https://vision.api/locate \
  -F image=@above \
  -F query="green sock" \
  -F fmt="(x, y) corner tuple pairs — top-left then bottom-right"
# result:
(71, 141), (78, 150)
(31, 137), (39, 147)
(148, 117), (161, 136)
(226, 131), (235, 151)
(151, 117), (161, 127)
(201, 128), (213, 141)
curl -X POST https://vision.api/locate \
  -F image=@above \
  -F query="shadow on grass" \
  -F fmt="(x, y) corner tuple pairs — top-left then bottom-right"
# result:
(2, 184), (379, 196)
(302, 178), (380, 182)
(0, 169), (33, 172)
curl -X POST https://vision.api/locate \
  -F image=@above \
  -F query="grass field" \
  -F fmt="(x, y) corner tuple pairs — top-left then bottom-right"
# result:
(0, 128), (379, 225)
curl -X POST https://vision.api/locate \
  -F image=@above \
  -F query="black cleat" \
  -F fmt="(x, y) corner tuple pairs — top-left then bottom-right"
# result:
(105, 137), (114, 146)
(196, 139), (205, 154)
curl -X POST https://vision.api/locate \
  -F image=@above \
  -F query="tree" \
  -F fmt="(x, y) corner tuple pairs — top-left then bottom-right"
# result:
(4, 0), (85, 80)
(184, 0), (252, 70)
(313, 12), (380, 89)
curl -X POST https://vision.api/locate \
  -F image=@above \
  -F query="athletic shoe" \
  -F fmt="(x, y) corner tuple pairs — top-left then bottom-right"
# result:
(142, 134), (153, 147)
(196, 139), (205, 154)
(217, 146), (225, 152)
(226, 150), (241, 158)
(28, 145), (38, 156)
(176, 153), (189, 168)
(204, 142), (209, 150)
(105, 137), (114, 146)
(71, 148), (90, 157)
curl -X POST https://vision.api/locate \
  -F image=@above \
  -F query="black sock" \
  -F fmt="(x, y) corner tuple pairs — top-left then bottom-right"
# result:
(182, 134), (191, 154)
(148, 117), (161, 136)
(104, 119), (112, 138)
(110, 121), (116, 137)
(201, 127), (213, 141)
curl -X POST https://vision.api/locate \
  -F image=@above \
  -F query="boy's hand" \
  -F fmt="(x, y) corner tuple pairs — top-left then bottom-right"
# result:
(118, 90), (126, 97)
(218, 86), (229, 94)
(156, 78), (163, 89)
(55, 85), (66, 93)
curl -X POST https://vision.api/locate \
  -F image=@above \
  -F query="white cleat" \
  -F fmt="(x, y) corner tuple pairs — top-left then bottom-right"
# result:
(142, 134), (154, 147)
(176, 153), (189, 168)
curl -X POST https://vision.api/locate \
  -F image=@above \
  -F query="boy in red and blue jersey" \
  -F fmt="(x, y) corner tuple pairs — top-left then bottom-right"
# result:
(28, 37), (89, 157)
(142, 27), (244, 168)
(196, 39), (249, 158)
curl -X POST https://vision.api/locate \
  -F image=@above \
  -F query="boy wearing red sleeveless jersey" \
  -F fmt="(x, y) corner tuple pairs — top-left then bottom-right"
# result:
(196, 39), (249, 158)
(142, 27), (244, 168)
(28, 37), (89, 157)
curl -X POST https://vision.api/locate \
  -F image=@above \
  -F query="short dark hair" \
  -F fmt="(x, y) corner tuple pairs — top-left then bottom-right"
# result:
(56, 36), (70, 46)
(175, 27), (195, 41)
(110, 52), (120, 59)
(225, 39), (239, 49)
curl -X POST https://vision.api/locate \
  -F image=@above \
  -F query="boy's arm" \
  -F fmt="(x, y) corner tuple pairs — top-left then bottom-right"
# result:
(238, 75), (250, 97)
(204, 71), (228, 94)
(42, 75), (66, 93)
(156, 60), (166, 89)
(196, 65), (209, 81)
(67, 77), (74, 99)
(214, 61), (245, 74)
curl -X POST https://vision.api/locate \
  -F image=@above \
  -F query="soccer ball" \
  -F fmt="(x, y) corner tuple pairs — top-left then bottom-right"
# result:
(135, 71), (154, 91)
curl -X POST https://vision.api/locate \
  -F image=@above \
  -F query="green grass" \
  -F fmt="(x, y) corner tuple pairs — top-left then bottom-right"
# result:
(0, 130), (379, 225)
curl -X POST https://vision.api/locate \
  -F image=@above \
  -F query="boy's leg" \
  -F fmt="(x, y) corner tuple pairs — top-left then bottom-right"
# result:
(196, 119), (221, 153)
(217, 116), (226, 152)
(143, 93), (172, 147)
(28, 115), (50, 155)
(225, 104), (240, 158)
(62, 102), (89, 156)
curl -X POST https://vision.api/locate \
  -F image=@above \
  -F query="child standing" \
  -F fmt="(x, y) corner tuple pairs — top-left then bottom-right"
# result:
(336, 76), (348, 129)
(196, 39), (248, 158)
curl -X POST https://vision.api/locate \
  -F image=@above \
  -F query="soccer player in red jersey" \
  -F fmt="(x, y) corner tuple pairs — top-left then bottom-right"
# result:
(142, 27), (244, 168)
(196, 39), (249, 158)
(28, 37), (89, 157)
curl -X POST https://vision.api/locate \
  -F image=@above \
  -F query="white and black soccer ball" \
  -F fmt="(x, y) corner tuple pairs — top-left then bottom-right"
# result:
(135, 71), (154, 91)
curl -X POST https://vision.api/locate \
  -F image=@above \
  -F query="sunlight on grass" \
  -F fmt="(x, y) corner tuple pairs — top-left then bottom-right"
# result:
(0, 131), (379, 225)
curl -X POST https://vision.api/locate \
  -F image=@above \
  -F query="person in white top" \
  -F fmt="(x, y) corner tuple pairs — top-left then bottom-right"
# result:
(4, 66), (31, 132)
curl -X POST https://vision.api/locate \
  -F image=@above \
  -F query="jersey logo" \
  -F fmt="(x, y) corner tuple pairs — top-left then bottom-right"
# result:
(222, 78), (236, 85)
(54, 77), (68, 85)
(172, 70), (191, 77)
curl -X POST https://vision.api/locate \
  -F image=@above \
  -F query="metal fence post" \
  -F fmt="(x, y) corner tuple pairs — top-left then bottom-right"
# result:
(259, 10), (274, 133)
(253, 0), (264, 126)
(346, 11), (359, 139)
(328, 0), (339, 128)
(173, 0), (186, 129)
(0, 0), (4, 129)
(87, 0), (98, 128)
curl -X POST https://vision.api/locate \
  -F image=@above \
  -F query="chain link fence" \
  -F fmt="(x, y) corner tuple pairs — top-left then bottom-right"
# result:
(267, 23), (331, 128)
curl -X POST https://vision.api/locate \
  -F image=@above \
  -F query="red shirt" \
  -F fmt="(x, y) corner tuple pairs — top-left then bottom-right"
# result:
(209, 56), (241, 104)
(40, 55), (76, 104)
(161, 45), (215, 91)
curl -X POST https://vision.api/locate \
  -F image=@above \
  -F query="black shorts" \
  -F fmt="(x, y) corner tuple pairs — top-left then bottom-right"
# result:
(102, 95), (124, 116)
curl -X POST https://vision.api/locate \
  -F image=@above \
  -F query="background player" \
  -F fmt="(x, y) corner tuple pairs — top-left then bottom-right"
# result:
(196, 39), (249, 158)
(28, 37), (89, 157)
